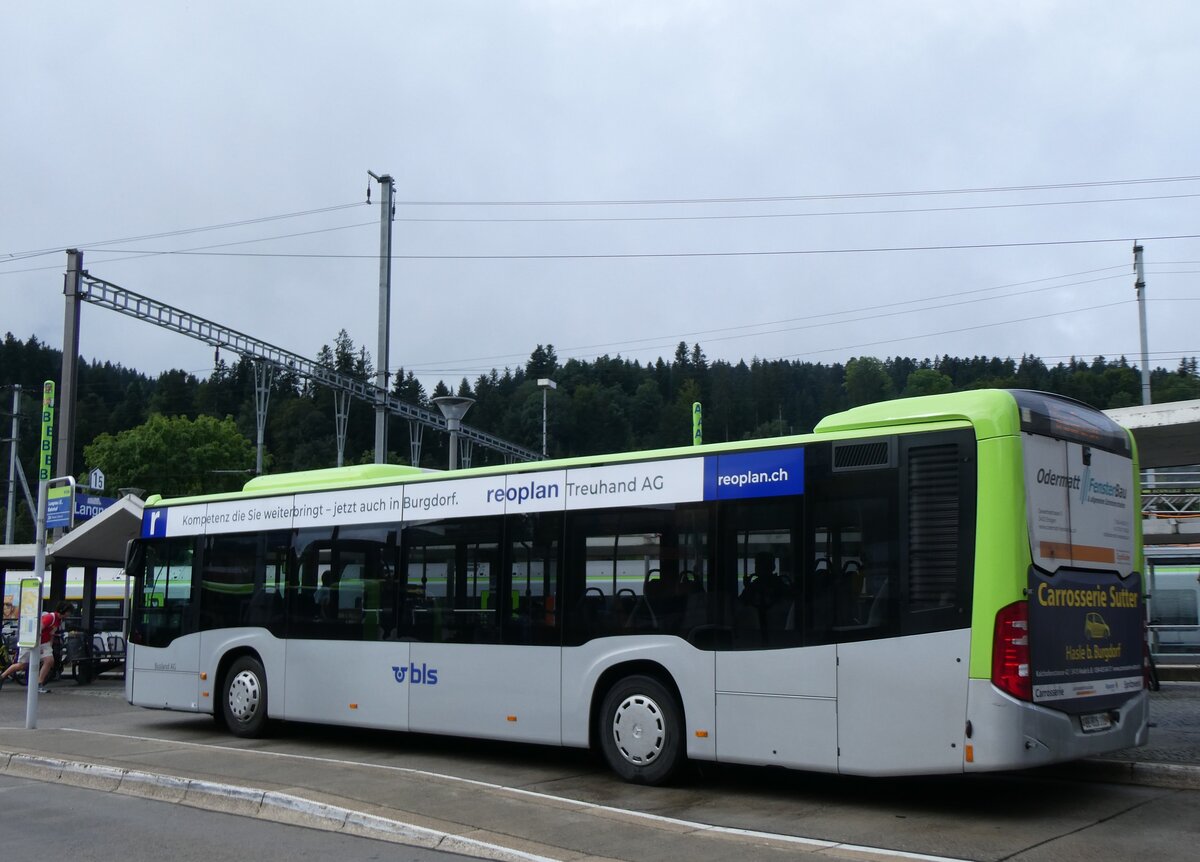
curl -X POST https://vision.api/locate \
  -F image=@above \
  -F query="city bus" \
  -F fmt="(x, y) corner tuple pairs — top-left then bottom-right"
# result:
(124, 389), (1149, 784)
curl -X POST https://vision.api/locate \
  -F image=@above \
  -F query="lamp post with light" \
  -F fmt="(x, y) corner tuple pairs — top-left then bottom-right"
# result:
(431, 396), (475, 470)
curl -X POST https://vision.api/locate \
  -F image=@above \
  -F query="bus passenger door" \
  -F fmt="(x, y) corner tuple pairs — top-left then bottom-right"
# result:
(714, 498), (840, 772)
(282, 530), (408, 729)
(128, 538), (202, 711)
(405, 513), (563, 745)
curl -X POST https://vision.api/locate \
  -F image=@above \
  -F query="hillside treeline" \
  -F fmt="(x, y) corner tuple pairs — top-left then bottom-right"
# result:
(2, 329), (1198, 535)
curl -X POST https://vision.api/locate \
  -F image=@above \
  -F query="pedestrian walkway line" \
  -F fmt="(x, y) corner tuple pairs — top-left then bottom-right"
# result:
(61, 727), (972, 862)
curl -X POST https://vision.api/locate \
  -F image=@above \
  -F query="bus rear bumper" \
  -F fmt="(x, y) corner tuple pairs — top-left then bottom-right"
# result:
(964, 679), (1150, 772)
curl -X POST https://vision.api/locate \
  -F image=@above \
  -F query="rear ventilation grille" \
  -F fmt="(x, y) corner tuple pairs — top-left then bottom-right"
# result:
(833, 439), (894, 472)
(908, 443), (961, 610)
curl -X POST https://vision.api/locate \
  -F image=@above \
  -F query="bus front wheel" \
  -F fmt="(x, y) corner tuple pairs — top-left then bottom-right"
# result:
(598, 674), (684, 785)
(222, 656), (269, 738)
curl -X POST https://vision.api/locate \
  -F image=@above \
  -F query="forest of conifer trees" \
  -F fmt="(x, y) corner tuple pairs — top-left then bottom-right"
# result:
(2, 329), (1198, 541)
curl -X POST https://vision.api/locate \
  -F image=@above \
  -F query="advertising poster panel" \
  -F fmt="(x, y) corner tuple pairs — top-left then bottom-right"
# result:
(143, 448), (807, 539)
(1022, 435), (1134, 575)
(1028, 567), (1144, 708)
(18, 579), (41, 648)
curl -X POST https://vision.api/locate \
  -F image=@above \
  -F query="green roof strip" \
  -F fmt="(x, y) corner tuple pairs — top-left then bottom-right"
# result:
(241, 463), (427, 495)
(815, 389), (1021, 440)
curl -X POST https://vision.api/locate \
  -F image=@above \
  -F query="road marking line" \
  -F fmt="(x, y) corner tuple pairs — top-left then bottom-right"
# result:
(2, 749), (556, 862)
(63, 727), (971, 862)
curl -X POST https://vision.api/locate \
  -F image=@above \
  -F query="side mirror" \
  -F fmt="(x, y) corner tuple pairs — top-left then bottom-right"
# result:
(124, 539), (145, 579)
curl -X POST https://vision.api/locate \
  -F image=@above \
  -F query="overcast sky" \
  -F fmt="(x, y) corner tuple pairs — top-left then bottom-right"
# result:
(3, 1), (1198, 397)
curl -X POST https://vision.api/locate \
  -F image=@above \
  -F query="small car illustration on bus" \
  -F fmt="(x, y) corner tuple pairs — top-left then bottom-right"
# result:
(1084, 612), (1111, 639)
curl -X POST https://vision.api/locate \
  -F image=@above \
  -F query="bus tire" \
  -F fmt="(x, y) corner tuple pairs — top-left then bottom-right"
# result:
(597, 674), (684, 785)
(221, 656), (269, 738)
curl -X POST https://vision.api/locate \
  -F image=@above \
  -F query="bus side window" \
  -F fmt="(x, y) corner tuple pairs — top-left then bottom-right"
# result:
(400, 518), (503, 645)
(504, 512), (562, 647)
(136, 539), (195, 647)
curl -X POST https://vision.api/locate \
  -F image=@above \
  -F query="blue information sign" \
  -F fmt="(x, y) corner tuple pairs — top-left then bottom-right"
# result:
(74, 494), (117, 521)
(45, 488), (116, 529)
(46, 487), (73, 528)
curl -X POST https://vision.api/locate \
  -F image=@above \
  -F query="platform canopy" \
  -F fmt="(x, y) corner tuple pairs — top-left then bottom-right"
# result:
(1105, 399), (1200, 469)
(0, 495), (143, 572)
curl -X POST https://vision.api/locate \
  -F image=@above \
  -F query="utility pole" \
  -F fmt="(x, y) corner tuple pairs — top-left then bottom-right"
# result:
(369, 171), (395, 464)
(4, 385), (19, 543)
(1134, 242), (1151, 406)
(57, 250), (83, 487)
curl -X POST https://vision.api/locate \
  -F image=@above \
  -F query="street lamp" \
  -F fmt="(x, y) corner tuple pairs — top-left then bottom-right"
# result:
(431, 396), (475, 470)
(537, 378), (556, 458)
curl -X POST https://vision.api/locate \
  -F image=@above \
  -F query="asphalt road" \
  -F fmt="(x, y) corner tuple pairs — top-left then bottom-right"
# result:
(0, 772), (479, 862)
(1, 679), (1199, 861)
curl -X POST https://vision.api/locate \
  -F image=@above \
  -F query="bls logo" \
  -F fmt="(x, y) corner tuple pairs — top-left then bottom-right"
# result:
(392, 662), (439, 685)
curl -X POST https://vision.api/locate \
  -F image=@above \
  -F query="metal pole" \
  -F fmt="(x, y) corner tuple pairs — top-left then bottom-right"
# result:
(536, 378), (556, 459)
(448, 423), (459, 471)
(1134, 242), (1151, 405)
(27, 380), (55, 729)
(26, 479), (46, 728)
(370, 172), (394, 464)
(5, 385), (19, 544)
(253, 360), (272, 475)
(56, 250), (83, 486)
(408, 420), (423, 468)
(334, 391), (351, 467)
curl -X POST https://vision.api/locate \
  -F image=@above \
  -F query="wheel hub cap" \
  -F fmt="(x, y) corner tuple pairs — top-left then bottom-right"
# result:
(612, 694), (664, 765)
(229, 670), (260, 722)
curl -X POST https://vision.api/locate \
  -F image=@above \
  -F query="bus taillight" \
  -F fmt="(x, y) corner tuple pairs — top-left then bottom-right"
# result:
(992, 600), (1031, 702)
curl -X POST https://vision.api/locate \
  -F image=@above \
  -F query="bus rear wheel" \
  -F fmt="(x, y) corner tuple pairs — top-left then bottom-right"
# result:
(222, 656), (269, 737)
(598, 674), (684, 785)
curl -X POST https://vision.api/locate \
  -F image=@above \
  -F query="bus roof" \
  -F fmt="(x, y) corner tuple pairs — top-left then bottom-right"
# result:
(816, 389), (1132, 454)
(143, 389), (1120, 508)
(814, 388), (1022, 436)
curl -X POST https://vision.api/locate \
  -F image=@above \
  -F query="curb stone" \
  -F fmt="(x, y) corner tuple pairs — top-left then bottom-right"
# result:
(0, 751), (559, 862)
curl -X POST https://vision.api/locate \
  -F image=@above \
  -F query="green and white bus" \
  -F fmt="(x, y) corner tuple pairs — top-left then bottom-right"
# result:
(125, 389), (1148, 783)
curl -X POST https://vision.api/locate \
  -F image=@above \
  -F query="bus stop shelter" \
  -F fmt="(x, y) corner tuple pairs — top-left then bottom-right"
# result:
(0, 494), (143, 646)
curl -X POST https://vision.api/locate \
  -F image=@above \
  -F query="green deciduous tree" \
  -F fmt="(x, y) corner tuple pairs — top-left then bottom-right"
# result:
(844, 357), (896, 407)
(902, 368), (954, 398)
(83, 414), (256, 498)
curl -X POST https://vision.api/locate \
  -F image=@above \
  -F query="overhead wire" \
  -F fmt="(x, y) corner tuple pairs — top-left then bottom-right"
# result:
(6, 174), (1200, 266)
(388, 192), (1200, 224)
(400, 265), (1133, 372)
(392, 174), (1200, 206)
(776, 300), (1137, 360)
(1, 201), (366, 263)
(61, 232), (1200, 260)
(3, 175), (1194, 383)
(408, 290), (1198, 377)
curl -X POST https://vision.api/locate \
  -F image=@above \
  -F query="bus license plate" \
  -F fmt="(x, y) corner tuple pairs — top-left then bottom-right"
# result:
(1080, 712), (1112, 733)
